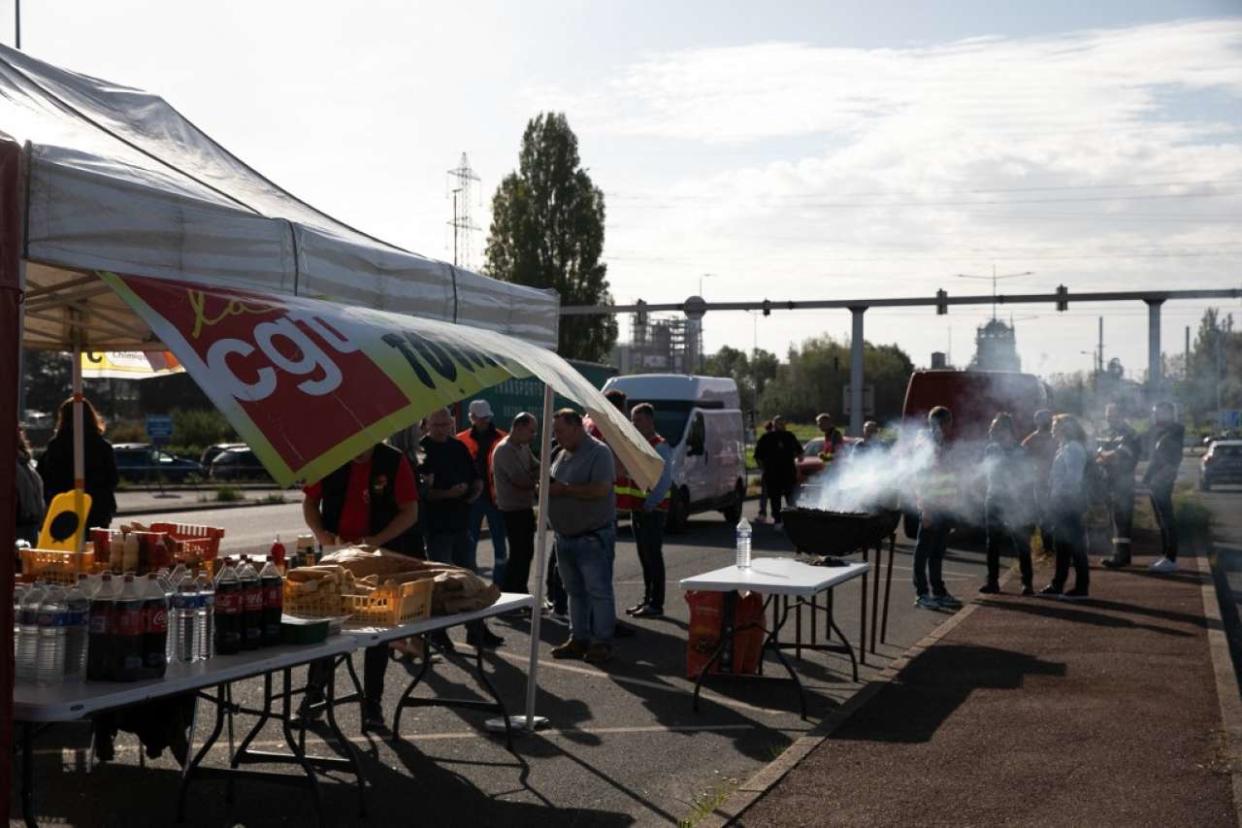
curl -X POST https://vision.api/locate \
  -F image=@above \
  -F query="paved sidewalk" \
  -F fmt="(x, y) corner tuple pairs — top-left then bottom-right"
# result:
(732, 545), (1238, 827)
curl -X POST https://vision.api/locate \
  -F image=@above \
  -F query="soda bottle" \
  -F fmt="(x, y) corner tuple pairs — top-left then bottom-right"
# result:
(214, 562), (242, 655)
(196, 571), (215, 660)
(113, 574), (145, 682)
(141, 573), (169, 678)
(87, 574), (116, 681)
(16, 584), (45, 682)
(172, 582), (198, 662)
(64, 577), (90, 679)
(35, 585), (68, 684)
(270, 536), (286, 574)
(239, 557), (263, 651)
(259, 556), (283, 647)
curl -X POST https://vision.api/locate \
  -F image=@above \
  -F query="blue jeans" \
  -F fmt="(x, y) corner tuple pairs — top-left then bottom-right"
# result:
(555, 526), (616, 644)
(468, 497), (508, 585)
(426, 529), (475, 571)
(913, 514), (949, 597)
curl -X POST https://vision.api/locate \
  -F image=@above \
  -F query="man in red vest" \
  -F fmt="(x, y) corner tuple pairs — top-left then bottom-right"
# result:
(457, 400), (508, 585)
(624, 403), (674, 617)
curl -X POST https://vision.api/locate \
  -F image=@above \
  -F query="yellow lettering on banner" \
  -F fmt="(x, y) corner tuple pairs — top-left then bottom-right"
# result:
(188, 290), (271, 339)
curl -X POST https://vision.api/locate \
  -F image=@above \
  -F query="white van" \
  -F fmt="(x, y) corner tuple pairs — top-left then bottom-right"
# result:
(601, 374), (746, 533)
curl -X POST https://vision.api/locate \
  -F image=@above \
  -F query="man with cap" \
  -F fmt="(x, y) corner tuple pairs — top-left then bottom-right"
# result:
(458, 399), (509, 586)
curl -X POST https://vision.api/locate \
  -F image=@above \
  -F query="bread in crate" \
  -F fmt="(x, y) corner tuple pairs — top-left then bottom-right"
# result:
(283, 565), (354, 618)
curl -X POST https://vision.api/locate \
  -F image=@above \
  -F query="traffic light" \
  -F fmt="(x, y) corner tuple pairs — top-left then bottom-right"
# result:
(936, 289), (948, 316)
(1055, 284), (1068, 311)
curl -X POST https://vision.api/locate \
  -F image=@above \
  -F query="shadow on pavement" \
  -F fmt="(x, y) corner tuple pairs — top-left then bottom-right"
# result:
(978, 597), (1196, 637)
(833, 644), (1065, 744)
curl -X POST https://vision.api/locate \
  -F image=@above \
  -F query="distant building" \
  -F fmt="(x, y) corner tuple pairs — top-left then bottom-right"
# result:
(612, 312), (700, 374)
(970, 318), (1021, 372)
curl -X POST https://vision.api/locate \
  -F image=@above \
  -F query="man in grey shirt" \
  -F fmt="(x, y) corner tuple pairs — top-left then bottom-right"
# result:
(547, 408), (617, 664)
(493, 412), (539, 594)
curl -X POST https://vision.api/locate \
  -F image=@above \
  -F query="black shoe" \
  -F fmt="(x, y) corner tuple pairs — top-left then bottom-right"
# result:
(1060, 587), (1090, 601)
(294, 699), (325, 727)
(466, 625), (505, 649)
(362, 701), (386, 732)
(978, 583), (1000, 595)
(1021, 585), (1035, 596)
(1038, 584), (1063, 598)
(625, 602), (648, 616)
(613, 621), (637, 638)
(1101, 558), (1130, 569)
(631, 604), (664, 618)
(429, 629), (456, 654)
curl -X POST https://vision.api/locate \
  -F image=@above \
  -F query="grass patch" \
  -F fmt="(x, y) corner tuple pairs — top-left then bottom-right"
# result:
(260, 492), (287, 505)
(1174, 489), (1212, 542)
(679, 778), (740, 828)
(213, 486), (244, 503)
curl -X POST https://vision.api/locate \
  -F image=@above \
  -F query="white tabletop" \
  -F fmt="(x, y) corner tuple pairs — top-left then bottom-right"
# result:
(680, 557), (870, 598)
(344, 593), (535, 645)
(15, 634), (359, 723)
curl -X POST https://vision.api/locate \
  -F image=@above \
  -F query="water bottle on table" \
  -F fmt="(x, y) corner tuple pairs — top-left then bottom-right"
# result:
(16, 585), (45, 682)
(35, 585), (68, 684)
(64, 577), (90, 679)
(735, 516), (752, 569)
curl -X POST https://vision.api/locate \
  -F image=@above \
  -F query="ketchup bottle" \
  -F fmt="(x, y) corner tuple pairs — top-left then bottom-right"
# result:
(269, 535), (286, 573)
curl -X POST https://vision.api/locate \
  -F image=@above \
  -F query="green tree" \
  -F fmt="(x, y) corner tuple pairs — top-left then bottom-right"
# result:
(1180, 307), (1242, 422)
(758, 336), (913, 423)
(485, 113), (617, 361)
(702, 345), (780, 413)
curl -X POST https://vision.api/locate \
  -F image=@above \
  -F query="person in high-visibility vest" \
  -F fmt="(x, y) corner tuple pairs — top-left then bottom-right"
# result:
(624, 403), (673, 618)
(815, 412), (845, 470)
(912, 406), (962, 610)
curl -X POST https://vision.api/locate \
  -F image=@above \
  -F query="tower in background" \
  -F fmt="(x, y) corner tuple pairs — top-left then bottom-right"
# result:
(447, 152), (480, 268)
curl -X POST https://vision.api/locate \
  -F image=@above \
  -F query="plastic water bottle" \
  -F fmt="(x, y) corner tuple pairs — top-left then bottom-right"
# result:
(169, 563), (188, 587)
(16, 585), (45, 682)
(64, 578), (90, 679)
(735, 516), (752, 569)
(196, 571), (215, 661)
(36, 585), (68, 684)
(172, 582), (198, 662)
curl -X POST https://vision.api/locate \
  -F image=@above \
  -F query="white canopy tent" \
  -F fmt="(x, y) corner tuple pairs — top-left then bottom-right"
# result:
(0, 43), (559, 354)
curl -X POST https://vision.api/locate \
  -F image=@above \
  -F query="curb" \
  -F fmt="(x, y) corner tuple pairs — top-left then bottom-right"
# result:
(699, 565), (1014, 826)
(1196, 550), (1242, 828)
(116, 497), (290, 517)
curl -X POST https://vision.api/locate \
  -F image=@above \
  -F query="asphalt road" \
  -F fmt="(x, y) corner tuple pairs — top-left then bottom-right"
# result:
(19, 500), (994, 827)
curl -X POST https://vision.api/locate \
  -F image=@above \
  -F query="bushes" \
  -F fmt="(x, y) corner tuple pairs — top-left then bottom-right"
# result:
(172, 409), (236, 452)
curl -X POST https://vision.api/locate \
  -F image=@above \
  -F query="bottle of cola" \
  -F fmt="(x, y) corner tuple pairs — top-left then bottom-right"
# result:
(238, 557), (263, 651)
(259, 556), (283, 647)
(214, 562), (243, 655)
(141, 573), (168, 679)
(113, 574), (145, 682)
(87, 573), (116, 681)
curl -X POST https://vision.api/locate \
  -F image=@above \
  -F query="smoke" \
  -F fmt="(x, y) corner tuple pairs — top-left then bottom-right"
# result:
(795, 422), (996, 519)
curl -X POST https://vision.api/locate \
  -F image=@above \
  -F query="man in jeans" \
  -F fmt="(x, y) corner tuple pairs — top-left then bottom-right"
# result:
(912, 406), (963, 611)
(492, 412), (539, 594)
(458, 400), (509, 585)
(547, 409), (618, 664)
(624, 403), (673, 618)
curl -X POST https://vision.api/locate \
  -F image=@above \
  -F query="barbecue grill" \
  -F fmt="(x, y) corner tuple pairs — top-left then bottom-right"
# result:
(777, 506), (901, 657)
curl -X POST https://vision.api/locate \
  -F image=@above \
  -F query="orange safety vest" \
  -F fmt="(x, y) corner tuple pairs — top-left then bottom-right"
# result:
(457, 426), (507, 500)
(615, 434), (670, 512)
(818, 428), (844, 464)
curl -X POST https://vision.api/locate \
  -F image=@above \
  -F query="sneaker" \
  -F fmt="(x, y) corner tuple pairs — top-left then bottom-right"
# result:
(977, 583), (1000, 595)
(1021, 585), (1035, 597)
(584, 642), (613, 664)
(625, 602), (648, 615)
(935, 593), (962, 609)
(1149, 557), (1178, 574)
(914, 594), (939, 609)
(362, 701), (386, 732)
(631, 604), (664, 618)
(1037, 584), (1063, 598)
(1101, 558), (1130, 569)
(1060, 588), (1090, 601)
(551, 639), (589, 660)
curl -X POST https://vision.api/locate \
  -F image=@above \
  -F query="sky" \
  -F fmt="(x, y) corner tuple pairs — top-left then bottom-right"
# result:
(13, 0), (1242, 381)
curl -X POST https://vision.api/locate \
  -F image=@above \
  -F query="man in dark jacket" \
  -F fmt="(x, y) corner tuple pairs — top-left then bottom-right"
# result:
(753, 415), (803, 526)
(301, 442), (419, 730)
(1099, 404), (1142, 568)
(1144, 402), (1184, 574)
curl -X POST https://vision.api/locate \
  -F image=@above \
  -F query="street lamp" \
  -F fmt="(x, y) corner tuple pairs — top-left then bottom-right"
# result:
(957, 266), (1034, 320)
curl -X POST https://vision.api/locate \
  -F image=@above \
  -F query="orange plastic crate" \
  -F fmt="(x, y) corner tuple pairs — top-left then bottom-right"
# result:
(21, 548), (95, 584)
(342, 579), (433, 628)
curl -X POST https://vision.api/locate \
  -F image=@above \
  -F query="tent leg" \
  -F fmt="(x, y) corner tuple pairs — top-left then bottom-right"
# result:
(488, 384), (553, 735)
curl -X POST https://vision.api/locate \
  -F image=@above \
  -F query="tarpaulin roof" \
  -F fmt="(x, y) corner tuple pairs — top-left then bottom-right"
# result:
(0, 44), (560, 351)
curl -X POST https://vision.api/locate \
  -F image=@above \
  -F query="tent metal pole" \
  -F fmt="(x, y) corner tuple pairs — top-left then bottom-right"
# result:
(72, 336), (85, 547)
(490, 383), (554, 735)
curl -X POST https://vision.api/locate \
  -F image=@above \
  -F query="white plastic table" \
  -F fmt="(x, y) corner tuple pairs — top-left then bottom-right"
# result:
(323, 593), (535, 746)
(680, 558), (870, 718)
(14, 635), (363, 828)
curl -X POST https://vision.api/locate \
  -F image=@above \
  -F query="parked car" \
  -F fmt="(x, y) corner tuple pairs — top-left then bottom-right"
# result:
(208, 446), (273, 482)
(600, 374), (747, 533)
(113, 443), (204, 483)
(1201, 440), (1242, 490)
(201, 442), (247, 468)
(794, 435), (860, 484)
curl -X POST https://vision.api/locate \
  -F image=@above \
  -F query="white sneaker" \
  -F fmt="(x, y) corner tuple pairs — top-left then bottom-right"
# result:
(1148, 557), (1178, 574)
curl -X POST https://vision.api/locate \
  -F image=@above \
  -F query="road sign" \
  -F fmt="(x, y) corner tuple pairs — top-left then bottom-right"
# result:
(1219, 410), (1242, 430)
(145, 414), (173, 443)
(842, 385), (875, 417)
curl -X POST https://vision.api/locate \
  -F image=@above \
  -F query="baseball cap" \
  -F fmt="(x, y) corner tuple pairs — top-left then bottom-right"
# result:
(468, 399), (494, 419)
